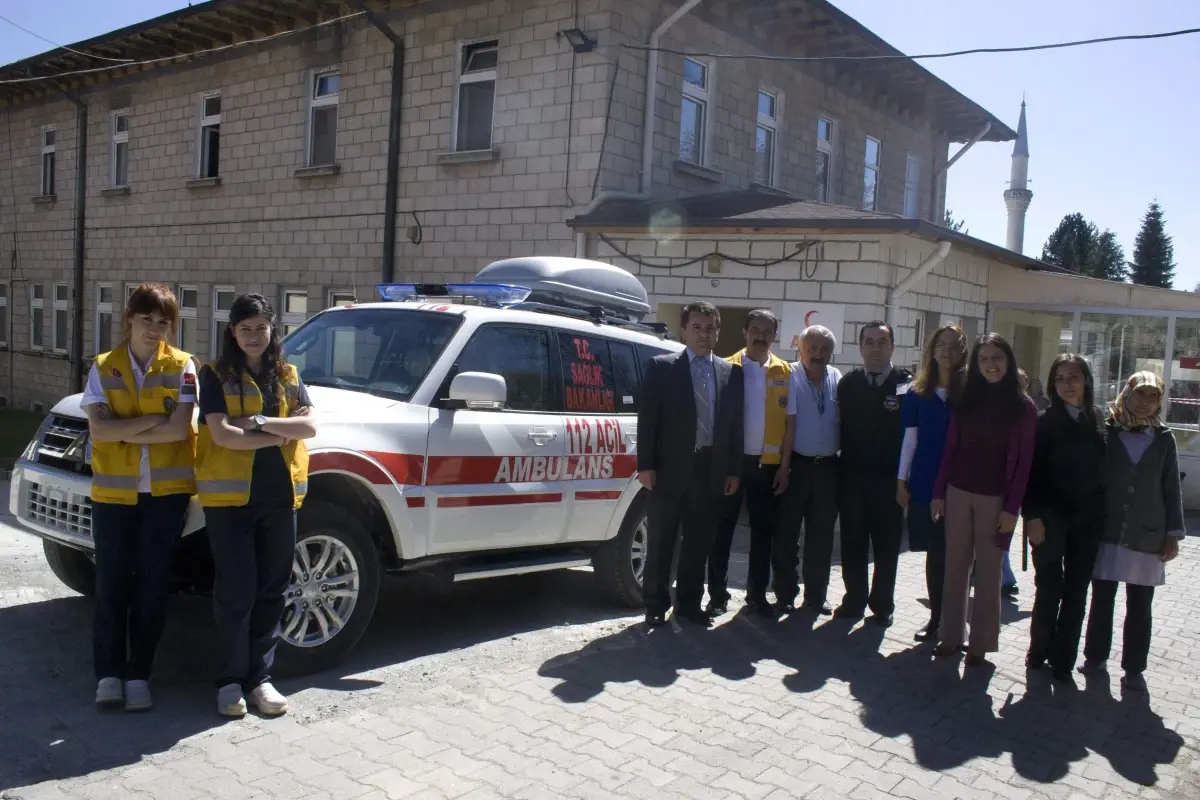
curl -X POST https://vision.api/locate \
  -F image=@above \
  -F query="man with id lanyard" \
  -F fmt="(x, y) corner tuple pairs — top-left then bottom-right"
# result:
(777, 325), (842, 615)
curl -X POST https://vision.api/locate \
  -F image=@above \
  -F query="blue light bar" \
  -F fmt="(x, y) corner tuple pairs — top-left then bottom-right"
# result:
(376, 282), (532, 306)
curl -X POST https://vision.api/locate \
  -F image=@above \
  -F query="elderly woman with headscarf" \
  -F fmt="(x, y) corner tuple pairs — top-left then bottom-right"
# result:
(1078, 371), (1184, 691)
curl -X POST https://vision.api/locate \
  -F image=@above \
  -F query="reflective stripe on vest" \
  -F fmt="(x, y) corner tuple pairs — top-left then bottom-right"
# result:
(197, 479), (252, 494)
(92, 473), (140, 490)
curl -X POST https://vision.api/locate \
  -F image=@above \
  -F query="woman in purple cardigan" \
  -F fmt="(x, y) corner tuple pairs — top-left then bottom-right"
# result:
(930, 333), (1037, 665)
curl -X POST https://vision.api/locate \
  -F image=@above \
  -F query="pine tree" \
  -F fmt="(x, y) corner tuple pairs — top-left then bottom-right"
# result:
(1130, 201), (1176, 288)
(943, 209), (967, 234)
(1093, 230), (1128, 282)
(1041, 213), (1099, 275)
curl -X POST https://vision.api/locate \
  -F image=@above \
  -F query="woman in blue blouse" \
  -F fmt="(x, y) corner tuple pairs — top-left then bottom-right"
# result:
(897, 323), (967, 642)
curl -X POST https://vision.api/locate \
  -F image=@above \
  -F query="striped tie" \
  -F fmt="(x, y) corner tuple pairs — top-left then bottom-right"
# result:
(692, 356), (713, 447)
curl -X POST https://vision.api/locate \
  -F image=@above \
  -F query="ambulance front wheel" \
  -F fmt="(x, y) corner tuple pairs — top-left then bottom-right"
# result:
(275, 501), (381, 676)
(593, 494), (647, 608)
(43, 539), (96, 597)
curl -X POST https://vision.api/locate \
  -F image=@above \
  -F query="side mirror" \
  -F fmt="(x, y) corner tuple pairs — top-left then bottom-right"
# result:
(448, 372), (507, 410)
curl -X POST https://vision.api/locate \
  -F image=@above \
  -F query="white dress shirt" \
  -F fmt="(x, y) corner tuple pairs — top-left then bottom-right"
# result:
(742, 356), (768, 455)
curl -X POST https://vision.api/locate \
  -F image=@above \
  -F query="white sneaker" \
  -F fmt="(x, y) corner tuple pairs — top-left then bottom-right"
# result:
(95, 677), (123, 706)
(248, 682), (289, 716)
(124, 680), (153, 712)
(217, 683), (247, 718)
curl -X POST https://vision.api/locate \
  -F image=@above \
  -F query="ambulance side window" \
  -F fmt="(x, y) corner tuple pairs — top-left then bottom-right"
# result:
(607, 340), (640, 413)
(557, 332), (618, 415)
(454, 324), (553, 411)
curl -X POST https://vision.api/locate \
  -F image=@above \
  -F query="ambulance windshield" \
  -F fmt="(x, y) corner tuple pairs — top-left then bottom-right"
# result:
(285, 308), (462, 401)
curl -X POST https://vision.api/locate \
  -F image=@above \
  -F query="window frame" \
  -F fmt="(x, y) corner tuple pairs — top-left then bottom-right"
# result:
(30, 282), (45, 351)
(176, 284), (199, 353)
(327, 289), (357, 309)
(0, 280), (9, 348)
(280, 288), (309, 337)
(212, 285), (236, 356)
(903, 152), (920, 218)
(815, 117), (835, 203)
(679, 56), (712, 167)
(40, 126), (56, 197)
(109, 109), (130, 187)
(197, 90), (221, 179)
(306, 68), (340, 167)
(453, 38), (499, 153)
(863, 135), (881, 211)
(754, 89), (780, 187)
(95, 282), (114, 355)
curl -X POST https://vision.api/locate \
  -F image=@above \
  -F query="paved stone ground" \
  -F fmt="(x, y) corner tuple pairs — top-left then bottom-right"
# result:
(1, 483), (1197, 800)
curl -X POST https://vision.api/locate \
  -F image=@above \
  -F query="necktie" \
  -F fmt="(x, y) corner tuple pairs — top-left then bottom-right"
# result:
(869, 372), (880, 387)
(692, 357), (713, 446)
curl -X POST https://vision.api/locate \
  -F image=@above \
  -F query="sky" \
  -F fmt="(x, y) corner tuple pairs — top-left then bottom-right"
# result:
(2, 0), (1198, 288)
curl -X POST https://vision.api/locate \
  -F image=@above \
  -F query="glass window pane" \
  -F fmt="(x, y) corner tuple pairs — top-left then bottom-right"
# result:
(862, 167), (877, 210)
(204, 96), (222, 117)
(683, 58), (706, 89)
(55, 310), (68, 348)
(181, 288), (198, 308)
(817, 119), (831, 143)
(44, 129), (55, 147)
(99, 286), (113, 304)
(315, 74), (340, 97)
(115, 114), (129, 133)
(757, 91), (775, 119)
(180, 317), (199, 353)
(463, 41), (498, 73)
(32, 308), (44, 346)
(456, 82), (495, 151)
(216, 290), (235, 312)
(608, 340), (640, 412)
(679, 97), (703, 163)
(865, 137), (880, 166)
(1078, 313), (1168, 411)
(286, 292), (308, 315)
(0, 305), (7, 344)
(311, 106), (338, 165)
(1169, 317), (1200, 427)
(993, 309), (1075, 410)
(202, 125), (220, 178)
(815, 151), (830, 203)
(55, 284), (68, 302)
(558, 333), (616, 413)
(755, 126), (773, 185)
(329, 292), (355, 307)
(98, 312), (112, 353)
(114, 141), (128, 185)
(455, 325), (552, 411)
(0, 283), (7, 299)
(33, 284), (44, 300)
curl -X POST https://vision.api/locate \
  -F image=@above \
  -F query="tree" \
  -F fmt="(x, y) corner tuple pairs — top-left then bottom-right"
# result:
(1093, 230), (1128, 283)
(1129, 201), (1176, 289)
(1042, 213), (1100, 275)
(943, 209), (967, 234)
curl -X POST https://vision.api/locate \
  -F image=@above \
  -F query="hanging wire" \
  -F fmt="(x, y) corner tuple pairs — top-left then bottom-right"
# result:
(0, 13), (136, 63)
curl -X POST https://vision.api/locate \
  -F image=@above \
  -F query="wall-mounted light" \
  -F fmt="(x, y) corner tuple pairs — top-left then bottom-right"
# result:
(560, 28), (596, 53)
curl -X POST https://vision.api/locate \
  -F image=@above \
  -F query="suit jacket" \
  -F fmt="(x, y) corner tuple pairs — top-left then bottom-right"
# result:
(637, 349), (744, 495)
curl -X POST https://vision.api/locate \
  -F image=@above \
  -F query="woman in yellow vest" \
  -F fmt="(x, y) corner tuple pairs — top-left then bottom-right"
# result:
(83, 282), (198, 712)
(196, 293), (317, 718)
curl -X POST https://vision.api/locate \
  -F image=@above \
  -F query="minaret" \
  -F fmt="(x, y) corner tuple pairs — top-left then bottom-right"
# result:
(1004, 99), (1033, 254)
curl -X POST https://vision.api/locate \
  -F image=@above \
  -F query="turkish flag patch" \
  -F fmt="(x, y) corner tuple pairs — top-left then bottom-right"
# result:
(183, 373), (197, 386)
(111, 368), (122, 378)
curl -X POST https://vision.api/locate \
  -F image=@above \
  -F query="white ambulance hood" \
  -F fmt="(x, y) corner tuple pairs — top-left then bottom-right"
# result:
(47, 387), (409, 422)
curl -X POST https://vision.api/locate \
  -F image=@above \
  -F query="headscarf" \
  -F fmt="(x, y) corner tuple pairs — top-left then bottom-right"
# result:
(1108, 370), (1164, 431)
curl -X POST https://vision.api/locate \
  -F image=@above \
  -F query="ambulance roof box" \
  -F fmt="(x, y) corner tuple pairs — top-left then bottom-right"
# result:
(475, 257), (651, 323)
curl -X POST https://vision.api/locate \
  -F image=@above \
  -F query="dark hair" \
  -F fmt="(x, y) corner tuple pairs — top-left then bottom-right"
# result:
(1046, 353), (1099, 428)
(124, 282), (180, 339)
(957, 332), (1025, 420)
(858, 320), (893, 346)
(217, 293), (288, 401)
(743, 308), (778, 334)
(681, 301), (720, 329)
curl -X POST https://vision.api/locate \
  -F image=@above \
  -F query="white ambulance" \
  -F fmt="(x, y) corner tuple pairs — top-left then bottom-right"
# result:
(9, 258), (682, 674)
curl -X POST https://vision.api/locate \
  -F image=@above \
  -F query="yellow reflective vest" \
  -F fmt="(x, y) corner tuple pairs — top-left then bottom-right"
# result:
(195, 362), (309, 509)
(726, 349), (792, 465)
(90, 341), (197, 505)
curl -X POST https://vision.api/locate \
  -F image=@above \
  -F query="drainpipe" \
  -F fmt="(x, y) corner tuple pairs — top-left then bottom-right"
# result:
(886, 240), (951, 324)
(641, 0), (704, 195)
(60, 91), (87, 393)
(929, 120), (990, 224)
(358, 2), (405, 283)
(574, 190), (651, 257)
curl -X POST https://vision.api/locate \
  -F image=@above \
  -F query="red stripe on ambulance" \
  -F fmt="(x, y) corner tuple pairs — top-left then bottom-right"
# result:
(438, 493), (563, 508)
(575, 490), (623, 501)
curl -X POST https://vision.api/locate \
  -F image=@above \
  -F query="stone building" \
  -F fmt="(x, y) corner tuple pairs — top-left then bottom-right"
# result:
(0, 0), (1012, 410)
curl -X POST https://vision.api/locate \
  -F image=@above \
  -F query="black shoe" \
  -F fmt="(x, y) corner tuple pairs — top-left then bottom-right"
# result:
(833, 604), (865, 620)
(1025, 653), (1046, 670)
(745, 598), (777, 617)
(705, 600), (729, 617)
(1052, 668), (1074, 684)
(645, 612), (667, 627)
(802, 601), (833, 616)
(914, 620), (939, 642)
(1002, 584), (1019, 598)
(775, 600), (797, 615)
(676, 608), (712, 628)
(868, 613), (894, 628)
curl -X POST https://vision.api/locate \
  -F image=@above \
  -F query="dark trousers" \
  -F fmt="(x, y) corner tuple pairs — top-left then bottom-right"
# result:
(1028, 514), (1101, 671)
(1084, 579), (1155, 674)
(839, 469), (903, 616)
(708, 456), (781, 605)
(778, 456), (839, 607)
(92, 493), (190, 681)
(206, 504), (297, 690)
(644, 448), (717, 615)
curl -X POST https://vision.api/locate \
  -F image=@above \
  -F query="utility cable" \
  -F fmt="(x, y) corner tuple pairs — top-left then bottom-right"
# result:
(0, 13), (135, 63)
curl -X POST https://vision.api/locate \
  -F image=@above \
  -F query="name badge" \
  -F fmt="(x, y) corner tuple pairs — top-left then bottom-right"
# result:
(778, 395), (788, 408)
(770, 379), (787, 388)
(884, 396), (900, 411)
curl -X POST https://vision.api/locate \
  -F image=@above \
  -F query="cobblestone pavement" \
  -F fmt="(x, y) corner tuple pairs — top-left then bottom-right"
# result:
(1, 486), (1197, 800)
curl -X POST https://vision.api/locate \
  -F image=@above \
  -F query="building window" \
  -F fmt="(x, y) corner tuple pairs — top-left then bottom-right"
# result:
(198, 92), (221, 178)
(679, 57), (710, 166)
(212, 285), (235, 355)
(110, 110), (130, 187)
(52, 284), (69, 354)
(308, 70), (340, 166)
(755, 90), (779, 186)
(327, 289), (356, 308)
(815, 118), (834, 203)
(0, 282), (8, 348)
(40, 127), (56, 196)
(455, 40), (498, 152)
(30, 283), (45, 350)
(95, 284), (114, 355)
(177, 285), (199, 353)
(124, 282), (139, 307)
(903, 153), (920, 218)
(863, 135), (881, 211)
(281, 289), (308, 336)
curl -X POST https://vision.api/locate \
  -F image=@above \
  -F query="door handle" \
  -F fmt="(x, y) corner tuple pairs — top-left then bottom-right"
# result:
(527, 428), (558, 445)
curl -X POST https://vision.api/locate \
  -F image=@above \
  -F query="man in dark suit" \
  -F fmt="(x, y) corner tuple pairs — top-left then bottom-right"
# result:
(637, 301), (744, 628)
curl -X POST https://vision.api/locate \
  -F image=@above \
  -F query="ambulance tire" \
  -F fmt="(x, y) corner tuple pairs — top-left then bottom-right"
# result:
(593, 494), (647, 608)
(275, 502), (381, 676)
(43, 540), (96, 597)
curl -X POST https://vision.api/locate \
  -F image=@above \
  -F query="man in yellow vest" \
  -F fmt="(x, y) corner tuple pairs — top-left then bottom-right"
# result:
(707, 309), (792, 617)
(82, 283), (197, 712)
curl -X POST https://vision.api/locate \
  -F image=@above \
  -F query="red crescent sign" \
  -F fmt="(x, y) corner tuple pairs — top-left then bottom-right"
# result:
(804, 310), (818, 326)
